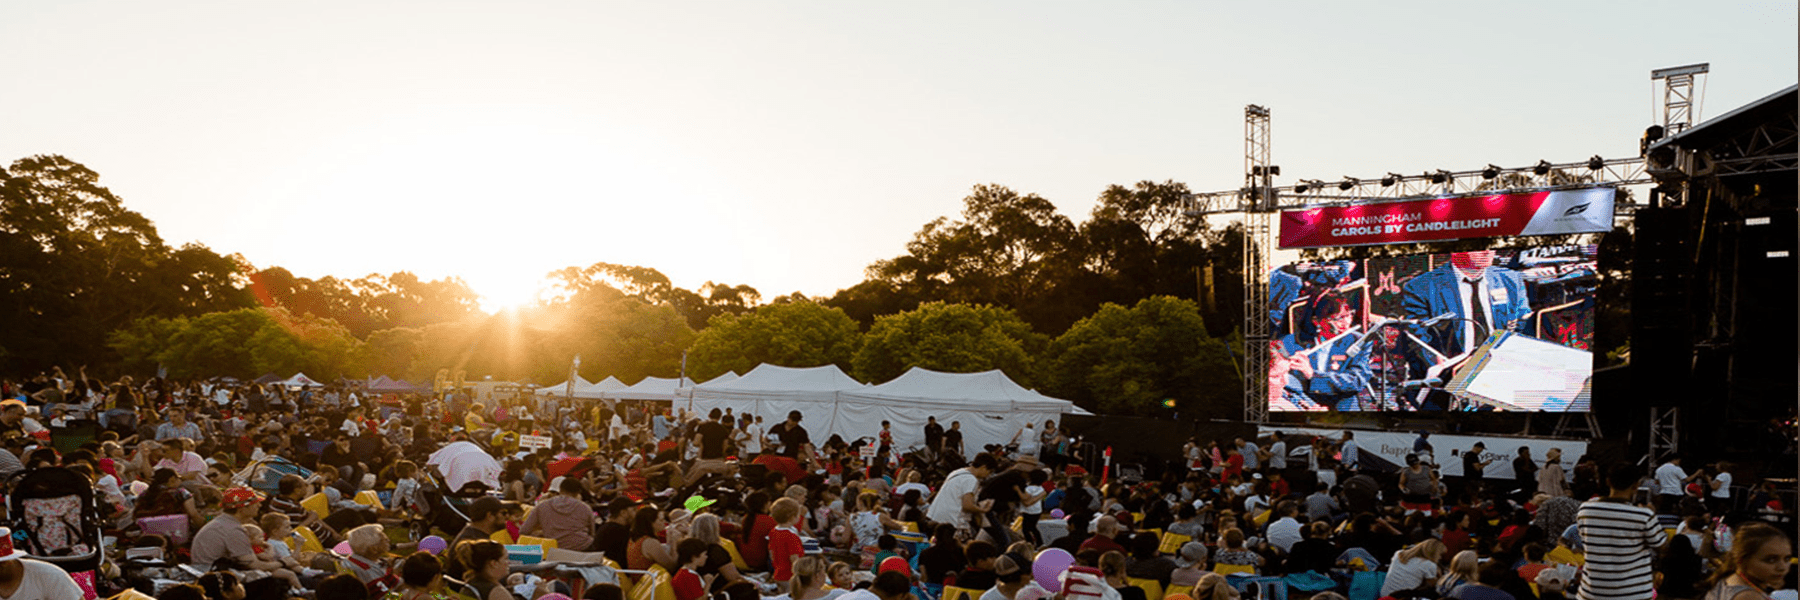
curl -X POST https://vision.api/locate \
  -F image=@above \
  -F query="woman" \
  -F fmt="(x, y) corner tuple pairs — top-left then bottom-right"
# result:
(345, 524), (398, 593)
(454, 540), (513, 600)
(739, 491), (776, 571)
(1100, 551), (1147, 600)
(689, 514), (750, 592)
(1537, 448), (1567, 497)
(196, 571), (246, 600)
(1212, 528), (1263, 573)
(1396, 454), (1438, 512)
(1436, 550), (1480, 598)
(133, 467), (201, 531)
(778, 556), (832, 600)
(1380, 539), (1446, 597)
(849, 493), (904, 569)
(1193, 573), (1240, 600)
(628, 506), (678, 570)
(1702, 522), (1793, 600)
(918, 524), (967, 582)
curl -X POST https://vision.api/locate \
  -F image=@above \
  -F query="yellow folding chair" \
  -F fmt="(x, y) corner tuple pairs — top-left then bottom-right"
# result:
(901, 522), (920, 534)
(942, 587), (983, 600)
(300, 493), (330, 520)
(518, 535), (559, 550)
(490, 530), (517, 544)
(1214, 563), (1256, 576)
(1158, 532), (1192, 555)
(1127, 578), (1165, 600)
(629, 565), (676, 600)
(353, 490), (382, 509)
(719, 538), (751, 571)
(1166, 585), (1195, 599)
(288, 527), (326, 553)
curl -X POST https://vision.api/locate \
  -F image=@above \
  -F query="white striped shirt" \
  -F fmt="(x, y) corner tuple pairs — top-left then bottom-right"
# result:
(1576, 498), (1666, 600)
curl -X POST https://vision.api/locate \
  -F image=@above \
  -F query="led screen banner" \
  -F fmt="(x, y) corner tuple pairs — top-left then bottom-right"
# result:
(1267, 245), (1597, 412)
(1278, 187), (1616, 249)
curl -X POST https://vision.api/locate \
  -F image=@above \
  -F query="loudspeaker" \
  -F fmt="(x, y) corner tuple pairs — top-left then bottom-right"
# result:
(1631, 207), (1694, 404)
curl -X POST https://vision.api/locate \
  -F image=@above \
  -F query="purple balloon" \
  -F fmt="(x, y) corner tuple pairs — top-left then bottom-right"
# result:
(1049, 508), (1065, 519)
(1033, 548), (1075, 592)
(419, 535), (448, 555)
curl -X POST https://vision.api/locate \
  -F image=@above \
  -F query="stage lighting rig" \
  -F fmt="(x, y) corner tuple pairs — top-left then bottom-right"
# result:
(1481, 164), (1502, 179)
(1588, 155), (1606, 170)
(1533, 160), (1554, 176)
(1338, 177), (1358, 191)
(1381, 173), (1400, 187)
(1427, 170), (1450, 184)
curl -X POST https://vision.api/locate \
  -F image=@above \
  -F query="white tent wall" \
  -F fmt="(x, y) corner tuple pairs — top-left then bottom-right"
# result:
(831, 398), (1051, 455)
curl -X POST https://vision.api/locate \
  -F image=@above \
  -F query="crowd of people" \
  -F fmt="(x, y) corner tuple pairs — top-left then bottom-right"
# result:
(0, 371), (1790, 600)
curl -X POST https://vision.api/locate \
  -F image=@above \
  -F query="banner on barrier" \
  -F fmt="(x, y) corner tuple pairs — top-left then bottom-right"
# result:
(1278, 187), (1615, 249)
(1260, 426), (1586, 480)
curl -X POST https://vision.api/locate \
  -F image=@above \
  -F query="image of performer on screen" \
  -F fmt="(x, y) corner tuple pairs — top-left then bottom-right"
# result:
(1272, 292), (1372, 411)
(1401, 250), (1531, 357)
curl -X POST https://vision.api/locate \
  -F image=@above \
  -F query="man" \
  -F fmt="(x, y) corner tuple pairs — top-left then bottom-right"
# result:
(1575, 464), (1666, 600)
(1266, 433), (1288, 476)
(1461, 441), (1491, 497)
(1339, 431), (1359, 471)
(687, 409), (733, 482)
(927, 452), (996, 540)
(520, 477), (596, 552)
(1078, 515), (1126, 554)
(1654, 455), (1704, 513)
(1402, 250), (1531, 357)
(769, 411), (811, 460)
(737, 413), (761, 457)
(1271, 292), (1373, 411)
(594, 496), (640, 564)
(977, 455), (1036, 545)
(155, 438), (209, 483)
(944, 421), (965, 459)
(1512, 447), (1539, 501)
(0, 526), (83, 599)
(1236, 436), (1261, 473)
(924, 416), (945, 454)
(320, 432), (365, 484)
(0, 403), (28, 447)
(1264, 501), (1304, 553)
(1412, 432), (1436, 466)
(444, 496), (505, 577)
(192, 487), (291, 600)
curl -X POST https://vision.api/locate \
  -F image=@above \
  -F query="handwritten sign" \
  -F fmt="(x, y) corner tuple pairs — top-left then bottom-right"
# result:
(520, 435), (554, 450)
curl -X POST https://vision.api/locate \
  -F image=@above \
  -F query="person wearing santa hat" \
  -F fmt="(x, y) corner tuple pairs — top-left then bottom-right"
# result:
(0, 527), (82, 599)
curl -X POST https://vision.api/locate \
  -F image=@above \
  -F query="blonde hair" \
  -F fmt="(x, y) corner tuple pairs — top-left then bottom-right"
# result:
(793, 556), (828, 589)
(691, 513), (722, 545)
(1438, 550), (1479, 590)
(346, 524), (387, 556)
(1397, 539), (1446, 564)
(771, 497), (804, 525)
(1195, 573), (1239, 600)
(240, 524), (265, 542)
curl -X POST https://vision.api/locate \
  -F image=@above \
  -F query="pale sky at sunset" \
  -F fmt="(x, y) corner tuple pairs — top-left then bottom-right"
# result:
(3, 2), (1794, 311)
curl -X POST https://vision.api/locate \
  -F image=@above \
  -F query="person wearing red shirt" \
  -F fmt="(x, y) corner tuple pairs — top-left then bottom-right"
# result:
(1223, 448), (1244, 482)
(767, 498), (807, 591)
(738, 492), (776, 570)
(672, 539), (709, 600)
(1078, 515), (1128, 555)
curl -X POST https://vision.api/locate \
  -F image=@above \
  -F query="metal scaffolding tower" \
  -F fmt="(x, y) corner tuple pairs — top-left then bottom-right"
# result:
(1242, 105), (1273, 423)
(1653, 63), (1709, 136)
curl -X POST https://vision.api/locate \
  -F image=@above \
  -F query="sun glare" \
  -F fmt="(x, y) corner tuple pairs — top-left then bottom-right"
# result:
(468, 271), (548, 314)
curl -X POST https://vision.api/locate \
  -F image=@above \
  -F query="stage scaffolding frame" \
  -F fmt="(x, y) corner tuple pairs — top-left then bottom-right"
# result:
(1187, 106), (1652, 424)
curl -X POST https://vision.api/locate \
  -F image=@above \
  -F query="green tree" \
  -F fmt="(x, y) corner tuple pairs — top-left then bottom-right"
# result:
(0, 155), (253, 372)
(1041, 296), (1238, 418)
(851, 302), (1045, 386)
(686, 301), (862, 381)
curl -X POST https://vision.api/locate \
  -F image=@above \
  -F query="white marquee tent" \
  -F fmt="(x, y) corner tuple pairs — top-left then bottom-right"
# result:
(604, 376), (698, 401)
(537, 375), (628, 399)
(839, 368), (1090, 455)
(680, 365), (1088, 455)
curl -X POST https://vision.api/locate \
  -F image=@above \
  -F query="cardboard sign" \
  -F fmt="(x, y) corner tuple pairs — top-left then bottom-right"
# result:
(520, 435), (554, 450)
(858, 445), (877, 460)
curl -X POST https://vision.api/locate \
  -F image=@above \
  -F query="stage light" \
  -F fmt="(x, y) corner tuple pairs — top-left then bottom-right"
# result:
(1481, 164), (1501, 179)
(1533, 160), (1553, 176)
(1427, 170), (1449, 184)
(1339, 177), (1358, 191)
(1382, 173), (1400, 187)
(1587, 155), (1605, 170)
(1293, 181), (1310, 194)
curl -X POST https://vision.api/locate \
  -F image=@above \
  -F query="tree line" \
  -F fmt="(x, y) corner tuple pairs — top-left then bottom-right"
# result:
(2, 155), (1248, 418)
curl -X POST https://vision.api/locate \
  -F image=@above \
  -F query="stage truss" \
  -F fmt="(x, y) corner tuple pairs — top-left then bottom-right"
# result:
(1187, 106), (1654, 423)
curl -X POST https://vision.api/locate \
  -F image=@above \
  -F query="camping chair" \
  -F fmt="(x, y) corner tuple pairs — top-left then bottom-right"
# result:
(1127, 578), (1165, 600)
(1158, 532), (1192, 555)
(719, 538), (751, 571)
(1166, 585), (1194, 599)
(1214, 563), (1256, 576)
(941, 587), (982, 600)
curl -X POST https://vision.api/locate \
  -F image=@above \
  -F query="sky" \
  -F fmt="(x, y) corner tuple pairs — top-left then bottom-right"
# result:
(3, 1), (1794, 312)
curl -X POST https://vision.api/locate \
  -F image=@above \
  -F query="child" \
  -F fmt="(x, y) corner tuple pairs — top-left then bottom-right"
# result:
(870, 535), (901, 574)
(243, 523), (306, 590)
(387, 461), (422, 516)
(671, 538), (709, 600)
(769, 497), (806, 592)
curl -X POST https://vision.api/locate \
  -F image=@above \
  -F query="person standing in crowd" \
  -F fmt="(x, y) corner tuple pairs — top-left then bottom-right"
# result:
(1512, 447), (1538, 502)
(944, 421), (965, 460)
(923, 416), (944, 456)
(1576, 464), (1667, 600)
(770, 411), (811, 460)
(1707, 461), (1735, 515)
(1339, 431), (1359, 472)
(1539, 448), (1568, 497)
(1460, 441), (1491, 497)
(1267, 432), (1288, 479)
(1656, 456), (1706, 513)
(927, 452), (996, 541)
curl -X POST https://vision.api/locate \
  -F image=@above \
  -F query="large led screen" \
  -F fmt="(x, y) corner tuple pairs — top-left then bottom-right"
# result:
(1267, 245), (1597, 412)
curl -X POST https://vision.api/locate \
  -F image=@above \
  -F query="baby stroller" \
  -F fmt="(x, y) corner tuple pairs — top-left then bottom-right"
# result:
(8, 466), (104, 573)
(234, 455), (314, 495)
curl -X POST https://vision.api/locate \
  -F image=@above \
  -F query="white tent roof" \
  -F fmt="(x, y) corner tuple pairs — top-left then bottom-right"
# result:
(281, 373), (321, 388)
(605, 375), (698, 401)
(702, 371), (740, 385)
(536, 375), (630, 399)
(844, 368), (1083, 413)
